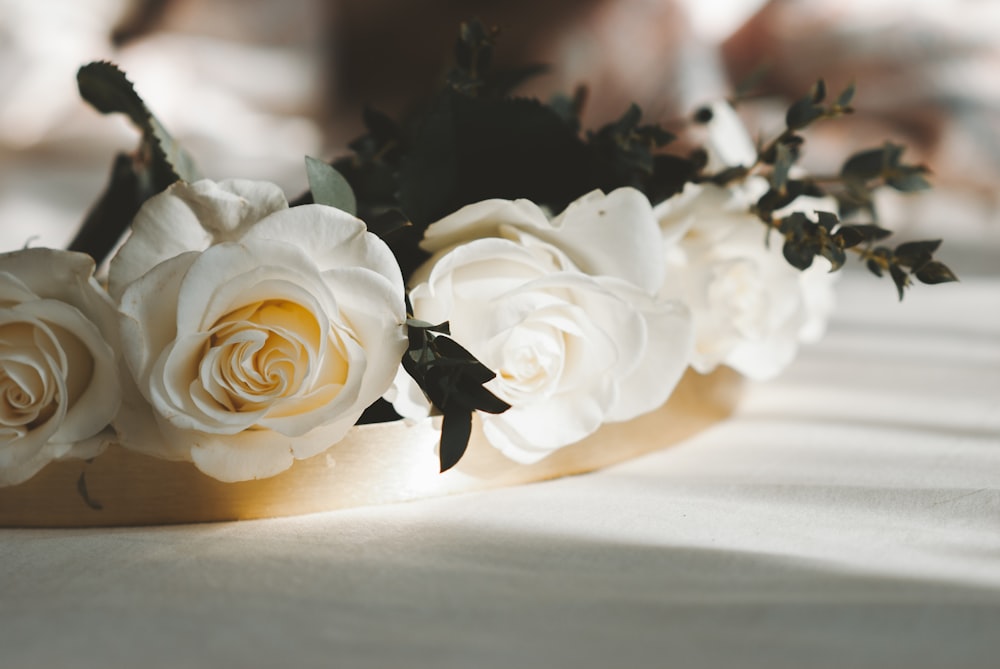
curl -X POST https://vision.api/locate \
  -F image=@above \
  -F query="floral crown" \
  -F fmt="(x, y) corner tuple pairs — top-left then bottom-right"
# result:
(0, 22), (955, 526)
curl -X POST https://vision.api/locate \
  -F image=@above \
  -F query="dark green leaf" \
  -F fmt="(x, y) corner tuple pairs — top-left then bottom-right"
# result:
(68, 153), (143, 264)
(841, 147), (887, 182)
(886, 166), (931, 192)
(820, 244), (847, 271)
(74, 61), (198, 264)
(356, 398), (402, 424)
(914, 261), (959, 285)
(400, 92), (589, 228)
(439, 411), (473, 472)
(894, 239), (942, 267)
(815, 211), (839, 232)
(835, 81), (856, 108)
(889, 264), (909, 301)
(771, 142), (795, 192)
(836, 224), (892, 248)
(811, 79), (827, 103)
(782, 242), (816, 270)
(77, 61), (198, 185)
(785, 97), (824, 130)
(305, 156), (357, 215)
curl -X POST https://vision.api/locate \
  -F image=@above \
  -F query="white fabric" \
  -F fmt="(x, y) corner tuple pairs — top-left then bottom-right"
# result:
(1, 256), (999, 668)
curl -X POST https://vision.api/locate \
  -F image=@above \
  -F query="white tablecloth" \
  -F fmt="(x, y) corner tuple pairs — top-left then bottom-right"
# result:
(2, 241), (998, 668)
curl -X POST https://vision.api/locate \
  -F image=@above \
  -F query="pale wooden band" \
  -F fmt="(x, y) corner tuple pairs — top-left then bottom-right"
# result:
(0, 369), (740, 527)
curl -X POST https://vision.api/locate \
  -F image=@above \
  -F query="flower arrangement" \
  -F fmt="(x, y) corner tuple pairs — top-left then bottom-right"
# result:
(0, 22), (956, 508)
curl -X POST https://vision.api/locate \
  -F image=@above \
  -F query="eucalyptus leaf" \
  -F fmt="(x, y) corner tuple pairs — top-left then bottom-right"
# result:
(914, 261), (958, 285)
(305, 156), (357, 216)
(439, 411), (473, 472)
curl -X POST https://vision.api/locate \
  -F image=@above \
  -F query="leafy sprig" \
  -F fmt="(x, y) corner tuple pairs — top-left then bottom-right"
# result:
(744, 79), (957, 298)
(72, 61), (198, 265)
(402, 319), (510, 472)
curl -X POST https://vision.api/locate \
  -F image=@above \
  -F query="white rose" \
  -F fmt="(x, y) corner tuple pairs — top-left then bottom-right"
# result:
(110, 179), (407, 482)
(395, 188), (693, 464)
(0, 249), (120, 487)
(653, 100), (838, 380)
(654, 181), (837, 381)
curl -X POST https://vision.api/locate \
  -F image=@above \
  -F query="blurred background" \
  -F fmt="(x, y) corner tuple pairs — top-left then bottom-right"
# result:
(1, 0), (998, 263)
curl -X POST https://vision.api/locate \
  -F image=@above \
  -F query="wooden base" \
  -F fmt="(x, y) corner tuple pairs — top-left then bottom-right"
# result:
(0, 369), (741, 527)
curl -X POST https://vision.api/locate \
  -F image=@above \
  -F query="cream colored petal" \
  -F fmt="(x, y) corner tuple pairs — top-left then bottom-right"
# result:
(543, 188), (666, 294)
(173, 240), (335, 336)
(183, 179), (288, 240)
(420, 198), (550, 253)
(119, 252), (198, 392)
(244, 205), (404, 300)
(14, 299), (120, 442)
(108, 184), (215, 301)
(112, 371), (192, 462)
(598, 280), (693, 422)
(188, 429), (295, 482)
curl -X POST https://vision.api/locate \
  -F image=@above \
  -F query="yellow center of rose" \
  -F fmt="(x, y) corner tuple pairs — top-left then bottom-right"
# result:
(200, 299), (348, 413)
(0, 323), (60, 435)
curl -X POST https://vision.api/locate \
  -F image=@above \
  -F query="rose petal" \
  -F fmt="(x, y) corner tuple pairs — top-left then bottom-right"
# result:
(543, 188), (666, 294)
(420, 198), (550, 253)
(119, 252), (199, 391)
(245, 205), (405, 302)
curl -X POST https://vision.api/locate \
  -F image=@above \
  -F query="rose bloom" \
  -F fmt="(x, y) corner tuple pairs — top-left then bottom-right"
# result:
(392, 188), (693, 464)
(109, 179), (407, 482)
(654, 102), (837, 380)
(0, 249), (120, 486)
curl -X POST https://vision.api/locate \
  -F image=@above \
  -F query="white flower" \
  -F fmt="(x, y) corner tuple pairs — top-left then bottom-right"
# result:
(395, 188), (692, 464)
(655, 164), (837, 380)
(110, 179), (407, 482)
(0, 249), (120, 487)
(651, 100), (838, 380)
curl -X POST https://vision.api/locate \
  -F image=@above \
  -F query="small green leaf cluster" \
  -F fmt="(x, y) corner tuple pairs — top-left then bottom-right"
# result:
(837, 143), (931, 219)
(402, 320), (510, 472)
(318, 20), (698, 283)
(744, 79), (956, 299)
(863, 239), (958, 300)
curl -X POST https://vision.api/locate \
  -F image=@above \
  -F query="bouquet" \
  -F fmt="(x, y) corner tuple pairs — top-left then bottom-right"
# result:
(0, 21), (955, 500)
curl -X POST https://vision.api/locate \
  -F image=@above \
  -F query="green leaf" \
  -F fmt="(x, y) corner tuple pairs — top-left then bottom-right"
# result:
(782, 240), (816, 270)
(77, 61), (199, 186)
(68, 153), (144, 264)
(815, 211), (839, 232)
(785, 98), (823, 130)
(836, 224), (892, 248)
(820, 243), (847, 271)
(811, 79), (827, 103)
(835, 81), (856, 108)
(914, 261), (958, 285)
(305, 156), (357, 215)
(73, 61), (199, 265)
(841, 146), (888, 181)
(889, 264), (909, 301)
(439, 411), (473, 472)
(886, 166), (931, 192)
(399, 92), (589, 228)
(894, 239), (941, 267)
(770, 142), (795, 192)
